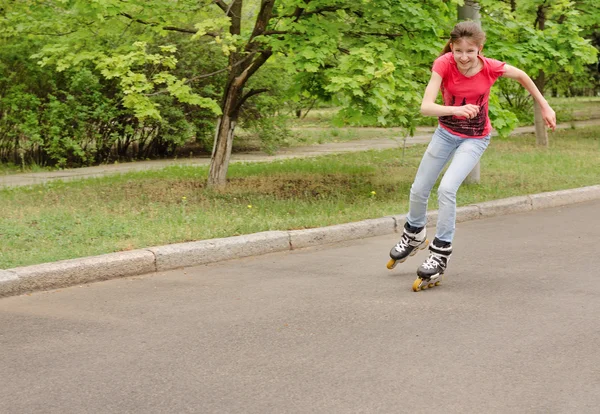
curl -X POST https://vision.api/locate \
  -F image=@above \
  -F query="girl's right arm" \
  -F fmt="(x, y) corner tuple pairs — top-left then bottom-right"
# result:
(420, 72), (480, 118)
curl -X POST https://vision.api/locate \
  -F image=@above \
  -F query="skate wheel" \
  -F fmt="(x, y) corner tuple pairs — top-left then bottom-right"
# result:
(434, 281), (441, 286)
(386, 259), (397, 270)
(428, 283), (435, 289)
(412, 278), (422, 292)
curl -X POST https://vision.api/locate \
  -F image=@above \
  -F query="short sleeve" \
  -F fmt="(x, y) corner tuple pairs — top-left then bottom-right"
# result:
(432, 53), (452, 78)
(485, 57), (506, 80)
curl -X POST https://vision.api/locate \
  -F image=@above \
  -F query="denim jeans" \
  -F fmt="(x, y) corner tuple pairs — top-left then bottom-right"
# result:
(406, 127), (490, 243)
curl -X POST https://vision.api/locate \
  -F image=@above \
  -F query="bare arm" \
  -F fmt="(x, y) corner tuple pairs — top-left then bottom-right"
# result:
(420, 71), (480, 118)
(502, 64), (556, 130)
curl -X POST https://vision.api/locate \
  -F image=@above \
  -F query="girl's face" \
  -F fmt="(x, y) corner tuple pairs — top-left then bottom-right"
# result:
(450, 38), (482, 70)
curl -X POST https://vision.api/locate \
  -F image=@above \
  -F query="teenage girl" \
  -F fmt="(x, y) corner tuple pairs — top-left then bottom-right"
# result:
(387, 21), (556, 291)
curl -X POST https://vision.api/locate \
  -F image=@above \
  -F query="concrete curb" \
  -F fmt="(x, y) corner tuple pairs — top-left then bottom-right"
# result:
(2, 185), (600, 298)
(0, 250), (156, 297)
(149, 231), (291, 271)
(288, 217), (396, 250)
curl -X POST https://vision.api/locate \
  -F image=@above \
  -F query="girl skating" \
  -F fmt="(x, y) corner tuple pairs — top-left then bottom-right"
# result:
(387, 21), (556, 291)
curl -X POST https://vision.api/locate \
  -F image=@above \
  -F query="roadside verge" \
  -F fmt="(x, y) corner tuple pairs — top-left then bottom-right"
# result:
(2, 185), (599, 298)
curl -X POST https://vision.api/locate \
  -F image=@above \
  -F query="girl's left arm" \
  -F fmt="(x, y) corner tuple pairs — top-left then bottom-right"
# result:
(502, 64), (556, 130)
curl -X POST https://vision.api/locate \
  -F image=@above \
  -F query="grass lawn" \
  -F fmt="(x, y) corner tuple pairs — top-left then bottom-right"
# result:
(274, 97), (600, 148)
(2, 97), (599, 174)
(1, 125), (599, 269)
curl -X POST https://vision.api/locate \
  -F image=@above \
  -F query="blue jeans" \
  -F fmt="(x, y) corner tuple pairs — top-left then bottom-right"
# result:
(406, 127), (490, 243)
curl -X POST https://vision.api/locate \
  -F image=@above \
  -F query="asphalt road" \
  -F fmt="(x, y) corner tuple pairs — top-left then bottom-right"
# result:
(1, 200), (600, 414)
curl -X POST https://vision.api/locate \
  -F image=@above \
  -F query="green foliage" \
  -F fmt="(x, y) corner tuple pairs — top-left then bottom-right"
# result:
(0, 38), (116, 167)
(0, 36), (203, 166)
(245, 115), (292, 155)
(272, 0), (460, 128)
(93, 42), (222, 119)
(481, 0), (599, 109)
(10, 0), (465, 130)
(490, 77), (535, 126)
(1, 0), (599, 170)
(488, 89), (521, 137)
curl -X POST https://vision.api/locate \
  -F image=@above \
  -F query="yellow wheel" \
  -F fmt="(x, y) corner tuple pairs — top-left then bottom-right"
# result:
(434, 281), (441, 286)
(428, 283), (435, 289)
(386, 259), (397, 269)
(412, 278), (422, 292)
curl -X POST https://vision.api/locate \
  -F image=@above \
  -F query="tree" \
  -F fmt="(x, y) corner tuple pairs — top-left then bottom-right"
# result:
(3, 1), (596, 185)
(203, 0), (461, 187)
(480, 0), (598, 146)
(2, 0), (461, 187)
(458, 0), (483, 184)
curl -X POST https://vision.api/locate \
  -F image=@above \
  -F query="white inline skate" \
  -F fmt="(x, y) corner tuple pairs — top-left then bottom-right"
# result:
(412, 239), (452, 292)
(387, 223), (429, 270)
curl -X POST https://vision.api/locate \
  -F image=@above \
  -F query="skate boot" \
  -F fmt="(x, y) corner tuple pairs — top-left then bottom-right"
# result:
(412, 238), (452, 292)
(386, 223), (429, 270)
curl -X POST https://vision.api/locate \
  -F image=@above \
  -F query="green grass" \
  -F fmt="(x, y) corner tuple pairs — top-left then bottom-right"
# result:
(2, 97), (599, 175)
(291, 97), (600, 126)
(0, 162), (52, 175)
(289, 126), (425, 146)
(288, 107), (340, 128)
(1, 126), (600, 269)
(549, 96), (600, 123)
(285, 97), (600, 147)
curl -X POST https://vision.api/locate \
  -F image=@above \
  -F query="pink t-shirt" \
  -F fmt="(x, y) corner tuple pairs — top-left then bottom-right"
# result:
(432, 52), (505, 138)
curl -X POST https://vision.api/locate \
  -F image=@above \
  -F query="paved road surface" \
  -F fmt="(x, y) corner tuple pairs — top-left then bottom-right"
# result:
(1, 200), (600, 413)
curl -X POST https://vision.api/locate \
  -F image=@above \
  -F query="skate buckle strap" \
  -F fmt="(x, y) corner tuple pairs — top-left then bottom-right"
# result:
(394, 231), (425, 253)
(429, 244), (451, 255)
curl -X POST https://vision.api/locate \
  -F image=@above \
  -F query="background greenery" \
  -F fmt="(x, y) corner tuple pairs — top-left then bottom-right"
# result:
(1, 124), (600, 269)
(1, 1), (599, 268)
(0, 0), (598, 168)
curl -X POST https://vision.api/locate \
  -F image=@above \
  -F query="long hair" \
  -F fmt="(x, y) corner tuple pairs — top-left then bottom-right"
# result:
(440, 21), (486, 56)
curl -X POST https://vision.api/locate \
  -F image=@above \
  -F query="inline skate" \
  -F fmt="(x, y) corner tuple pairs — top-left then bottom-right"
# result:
(412, 238), (452, 292)
(387, 223), (429, 270)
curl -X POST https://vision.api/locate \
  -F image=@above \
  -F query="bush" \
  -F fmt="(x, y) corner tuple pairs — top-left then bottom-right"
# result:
(0, 39), (212, 167)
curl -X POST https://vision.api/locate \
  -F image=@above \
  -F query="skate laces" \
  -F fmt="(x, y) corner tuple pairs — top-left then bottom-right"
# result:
(422, 252), (446, 270)
(394, 233), (411, 252)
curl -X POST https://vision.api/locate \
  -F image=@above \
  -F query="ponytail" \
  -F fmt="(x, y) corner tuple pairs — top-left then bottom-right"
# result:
(440, 40), (452, 56)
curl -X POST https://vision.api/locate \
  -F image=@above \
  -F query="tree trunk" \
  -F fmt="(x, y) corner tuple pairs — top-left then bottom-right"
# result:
(534, 4), (548, 147)
(458, 0), (480, 21)
(534, 71), (548, 147)
(206, 0), (275, 188)
(208, 111), (237, 188)
(458, 1), (482, 184)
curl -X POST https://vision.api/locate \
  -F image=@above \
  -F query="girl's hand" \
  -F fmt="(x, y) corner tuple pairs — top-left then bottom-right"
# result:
(452, 104), (480, 119)
(542, 105), (556, 131)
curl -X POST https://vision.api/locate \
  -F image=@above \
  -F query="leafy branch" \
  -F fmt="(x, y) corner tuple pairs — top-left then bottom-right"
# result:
(118, 12), (217, 36)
